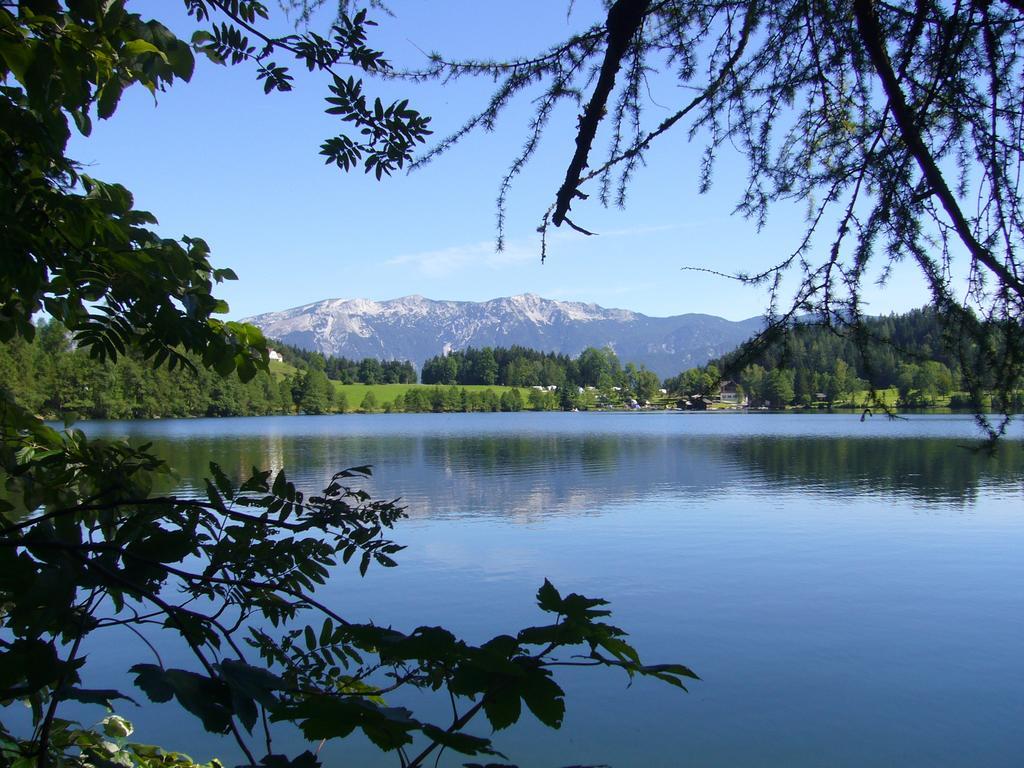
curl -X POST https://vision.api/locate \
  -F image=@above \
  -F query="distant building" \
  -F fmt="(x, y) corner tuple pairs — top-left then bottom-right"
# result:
(717, 380), (747, 406)
(268, 349), (284, 362)
(678, 395), (709, 411)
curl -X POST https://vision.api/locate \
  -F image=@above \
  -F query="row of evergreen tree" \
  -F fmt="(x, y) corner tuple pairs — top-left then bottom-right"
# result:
(665, 307), (1021, 408)
(420, 345), (662, 399)
(0, 322), (340, 419)
(271, 342), (416, 384)
(386, 387), (555, 413)
(714, 307), (959, 389)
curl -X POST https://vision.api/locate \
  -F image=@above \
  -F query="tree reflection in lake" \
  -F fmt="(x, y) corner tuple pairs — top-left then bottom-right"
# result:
(87, 414), (1024, 515)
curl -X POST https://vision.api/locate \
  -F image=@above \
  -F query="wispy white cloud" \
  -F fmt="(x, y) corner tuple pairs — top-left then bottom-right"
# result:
(598, 222), (687, 238)
(384, 238), (542, 277)
(384, 222), (684, 277)
(546, 281), (662, 303)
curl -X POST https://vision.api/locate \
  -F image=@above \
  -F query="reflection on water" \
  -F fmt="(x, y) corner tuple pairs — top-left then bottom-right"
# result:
(85, 413), (1024, 514)
(73, 413), (1024, 767)
(727, 435), (1024, 504)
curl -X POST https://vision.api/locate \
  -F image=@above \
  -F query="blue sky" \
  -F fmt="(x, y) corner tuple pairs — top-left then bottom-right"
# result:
(68, 1), (935, 322)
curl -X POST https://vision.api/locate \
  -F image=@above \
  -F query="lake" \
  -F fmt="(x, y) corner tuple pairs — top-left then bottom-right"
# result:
(74, 412), (1024, 767)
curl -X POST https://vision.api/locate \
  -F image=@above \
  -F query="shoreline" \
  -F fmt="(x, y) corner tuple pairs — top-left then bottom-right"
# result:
(44, 406), (1020, 425)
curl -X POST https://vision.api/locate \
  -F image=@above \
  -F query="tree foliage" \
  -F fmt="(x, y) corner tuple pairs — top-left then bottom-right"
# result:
(0, 322), (429, 417)
(0, 322), (292, 418)
(420, 345), (661, 403)
(374, 0), (1024, 436)
(2, 0), (430, 382)
(272, 343), (417, 385)
(675, 305), (1021, 407)
(1, 3), (691, 767)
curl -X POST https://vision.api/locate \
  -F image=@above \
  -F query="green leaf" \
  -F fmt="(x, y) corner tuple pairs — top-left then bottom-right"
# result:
(97, 78), (123, 120)
(319, 619), (334, 647)
(100, 715), (134, 739)
(130, 664), (174, 703)
(272, 469), (287, 497)
(130, 666), (232, 734)
(377, 626), (459, 664)
(231, 686), (259, 733)
(482, 687), (521, 731)
(205, 479), (225, 510)
(596, 637), (640, 665)
(128, 528), (196, 564)
(536, 579), (562, 613)
(123, 39), (168, 63)
(213, 352), (236, 377)
(164, 38), (195, 81)
(637, 662), (701, 689)
(209, 463), (234, 498)
(518, 669), (565, 729)
(0, 37), (33, 83)
(274, 696), (416, 748)
(419, 724), (498, 756)
(57, 687), (137, 708)
(71, 109), (92, 136)
(258, 753), (320, 768)
(516, 624), (561, 646)
(218, 659), (283, 708)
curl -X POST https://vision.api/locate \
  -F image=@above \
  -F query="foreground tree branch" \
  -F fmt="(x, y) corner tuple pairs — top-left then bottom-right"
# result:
(852, 0), (1024, 306)
(402, 0), (1024, 430)
(553, 0), (650, 226)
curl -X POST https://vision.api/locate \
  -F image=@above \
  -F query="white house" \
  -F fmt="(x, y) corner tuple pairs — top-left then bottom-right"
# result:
(718, 380), (747, 406)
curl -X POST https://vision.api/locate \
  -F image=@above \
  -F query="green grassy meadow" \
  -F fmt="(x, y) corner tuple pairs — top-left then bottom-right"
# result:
(332, 382), (519, 406)
(269, 359), (1001, 414)
(268, 359), (299, 378)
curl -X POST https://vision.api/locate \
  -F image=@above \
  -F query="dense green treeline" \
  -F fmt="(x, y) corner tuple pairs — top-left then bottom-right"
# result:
(270, 341), (417, 384)
(666, 307), (1023, 408)
(0, 321), (313, 418)
(420, 345), (662, 402)
(0, 323), (573, 417)
(422, 346), (570, 386)
(384, 386), (544, 413)
(715, 307), (956, 389)
(24, 309), (1013, 418)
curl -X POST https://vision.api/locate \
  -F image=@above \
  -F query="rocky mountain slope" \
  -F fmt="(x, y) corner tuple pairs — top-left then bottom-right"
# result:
(245, 294), (762, 378)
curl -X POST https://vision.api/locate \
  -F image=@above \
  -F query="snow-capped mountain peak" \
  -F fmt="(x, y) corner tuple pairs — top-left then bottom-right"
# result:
(244, 294), (761, 377)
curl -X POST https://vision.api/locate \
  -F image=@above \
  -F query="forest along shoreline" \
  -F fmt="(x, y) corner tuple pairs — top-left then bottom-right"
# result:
(7, 306), (1020, 420)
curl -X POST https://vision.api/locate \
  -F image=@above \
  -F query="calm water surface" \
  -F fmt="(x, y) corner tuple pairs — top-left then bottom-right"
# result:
(77, 413), (1024, 767)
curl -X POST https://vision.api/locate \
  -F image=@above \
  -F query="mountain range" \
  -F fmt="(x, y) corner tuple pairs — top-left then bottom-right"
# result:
(244, 294), (762, 378)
